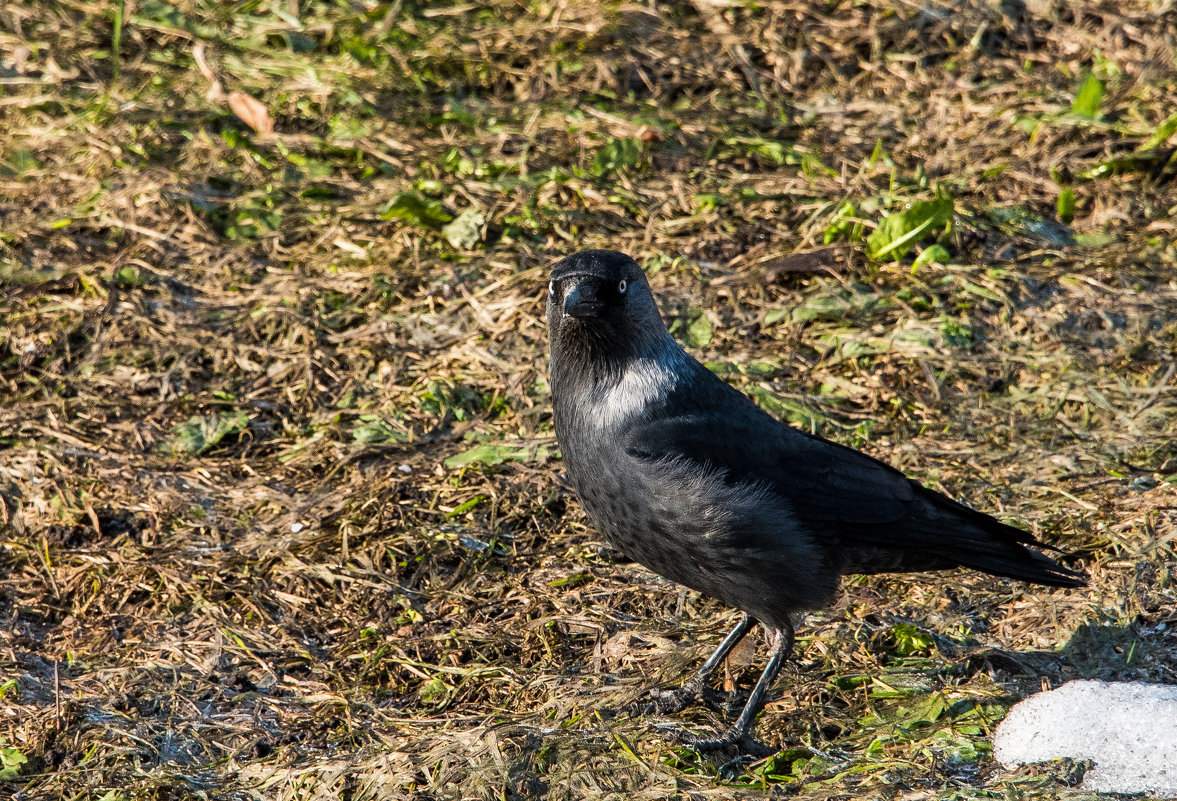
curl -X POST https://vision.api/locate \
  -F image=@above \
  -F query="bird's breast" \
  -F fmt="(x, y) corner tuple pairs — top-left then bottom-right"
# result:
(563, 441), (735, 583)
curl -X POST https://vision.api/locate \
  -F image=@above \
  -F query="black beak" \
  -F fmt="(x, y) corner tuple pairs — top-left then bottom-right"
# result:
(563, 282), (604, 318)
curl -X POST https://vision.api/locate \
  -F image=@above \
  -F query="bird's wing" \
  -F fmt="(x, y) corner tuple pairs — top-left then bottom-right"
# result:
(621, 397), (1086, 587)
(622, 406), (919, 528)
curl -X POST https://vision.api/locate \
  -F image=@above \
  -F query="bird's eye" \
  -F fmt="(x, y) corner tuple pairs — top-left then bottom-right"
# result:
(548, 280), (555, 296)
(618, 279), (627, 295)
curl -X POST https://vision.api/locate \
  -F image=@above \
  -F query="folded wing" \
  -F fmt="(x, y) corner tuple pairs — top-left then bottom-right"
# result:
(622, 398), (1085, 588)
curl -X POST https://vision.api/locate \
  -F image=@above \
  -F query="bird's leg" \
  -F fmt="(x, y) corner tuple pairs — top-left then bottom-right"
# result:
(652, 614), (756, 714)
(688, 622), (794, 754)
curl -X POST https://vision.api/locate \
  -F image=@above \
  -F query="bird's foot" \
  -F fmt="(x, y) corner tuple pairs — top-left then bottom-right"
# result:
(719, 688), (748, 714)
(642, 684), (747, 716)
(647, 677), (705, 714)
(650, 687), (697, 715)
(681, 727), (775, 757)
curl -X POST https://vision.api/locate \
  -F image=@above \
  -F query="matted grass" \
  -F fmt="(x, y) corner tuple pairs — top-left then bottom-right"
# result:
(2, 0), (1175, 798)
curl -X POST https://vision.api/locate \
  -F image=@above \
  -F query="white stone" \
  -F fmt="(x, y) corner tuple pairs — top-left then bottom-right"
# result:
(994, 679), (1177, 796)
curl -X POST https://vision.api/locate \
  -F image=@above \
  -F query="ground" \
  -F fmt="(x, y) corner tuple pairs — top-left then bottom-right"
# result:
(1, 0), (1176, 798)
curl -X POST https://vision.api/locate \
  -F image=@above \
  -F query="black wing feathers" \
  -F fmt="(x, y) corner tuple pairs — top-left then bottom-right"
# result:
(624, 372), (1085, 588)
(624, 409), (912, 525)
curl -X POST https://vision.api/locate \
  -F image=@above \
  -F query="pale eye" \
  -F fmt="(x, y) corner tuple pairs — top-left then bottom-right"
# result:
(618, 279), (627, 294)
(548, 280), (555, 296)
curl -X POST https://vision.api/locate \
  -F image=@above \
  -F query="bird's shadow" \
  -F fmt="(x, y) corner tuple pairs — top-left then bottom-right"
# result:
(969, 620), (1154, 685)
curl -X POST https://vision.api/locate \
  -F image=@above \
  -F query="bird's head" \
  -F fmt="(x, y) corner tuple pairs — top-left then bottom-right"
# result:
(545, 250), (667, 361)
(546, 250), (697, 428)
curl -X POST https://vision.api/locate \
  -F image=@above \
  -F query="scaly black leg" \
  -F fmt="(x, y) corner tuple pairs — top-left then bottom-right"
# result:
(688, 621), (794, 754)
(651, 614), (756, 714)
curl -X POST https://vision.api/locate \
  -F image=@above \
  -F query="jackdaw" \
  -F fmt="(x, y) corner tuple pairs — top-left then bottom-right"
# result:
(545, 249), (1085, 752)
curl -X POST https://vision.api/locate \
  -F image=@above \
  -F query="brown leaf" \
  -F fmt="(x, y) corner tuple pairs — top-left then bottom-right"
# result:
(227, 91), (274, 135)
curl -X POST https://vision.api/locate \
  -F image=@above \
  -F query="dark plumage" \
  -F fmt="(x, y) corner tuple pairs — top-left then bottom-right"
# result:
(546, 249), (1085, 751)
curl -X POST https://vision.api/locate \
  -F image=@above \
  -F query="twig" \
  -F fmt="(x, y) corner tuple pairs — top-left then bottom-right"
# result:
(55, 661), (62, 731)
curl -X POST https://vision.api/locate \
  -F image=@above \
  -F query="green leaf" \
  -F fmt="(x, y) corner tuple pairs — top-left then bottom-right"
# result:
(592, 137), (643, 176)
(930, 729), (984, 764)
(3, 148), (40, 175)
(686, 312), (712, 348)
(446, 494), (486, 517)
(890, 622), (936, 656)
(1141, 112), (1177, 151)
(0, 747), (27, 781)
(1073, 232), (1116, 247)
(800, 152), (838, 178)
(763, 308), (789, 327)
(829, 674), (870, 691)
(380, 192), (452, 229)
(905, 693), (948, 725)
(352, 415), (409, 444)
(1071, 73), (1104, 119)
(442, 208), (485, 248)
(956, 280), (1002, 302)
(164, 412), (250, 456)
(221, 129), (249, 149)
(418, 675), (452, 706)
(985, 204), (1075, 245)
(822, 201), (864, 244)
(114, 265), (142, 288)
(867, 196), (954, 261)
(1079, 150), (1177, 180)
(549, 571), (591, 588)
(742, 136), (785, 164)
(132, 0), (218, 38)
(722, 135), (789, 166)
(1057, 187), (1076, 223)
(444, 444), (533, 469)
(868, 669), (935, 699)
(868, 138), (890, 167)
(911, 244), (951, 269)
(939, 317), (975, 348)
(692, 193), (727, 212)
(754, 747), (815, 779)
(791, 294), (850, 323)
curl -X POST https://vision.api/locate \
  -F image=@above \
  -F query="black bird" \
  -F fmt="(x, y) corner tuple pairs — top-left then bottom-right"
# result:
(546, 249), (1085, 752)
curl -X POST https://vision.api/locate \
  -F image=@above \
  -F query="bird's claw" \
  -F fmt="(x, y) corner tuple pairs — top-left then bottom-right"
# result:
(682, 727), (775, 757)
(642, 682), (749, 717)
(650, 685), (701, 714)
(641, 674), (707, 715)
(719, 689), (747, 714)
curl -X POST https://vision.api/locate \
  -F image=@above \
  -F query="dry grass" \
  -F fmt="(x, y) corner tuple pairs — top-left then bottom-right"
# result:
(2, 0), (1176, 798)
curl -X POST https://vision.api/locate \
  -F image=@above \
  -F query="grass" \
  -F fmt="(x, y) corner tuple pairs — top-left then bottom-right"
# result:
(2, 0), (1176, 798)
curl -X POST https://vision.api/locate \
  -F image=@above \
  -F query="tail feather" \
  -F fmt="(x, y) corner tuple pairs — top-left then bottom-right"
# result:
(919, 485), (1087, 587)
(837, 486), (1088, 588)
(952, 544), (1086, 587)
